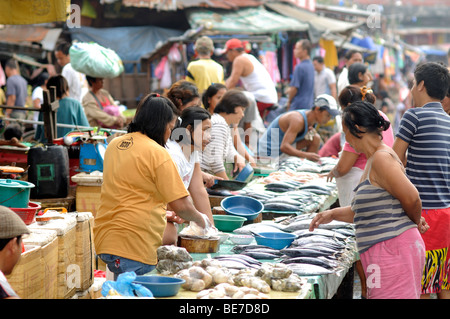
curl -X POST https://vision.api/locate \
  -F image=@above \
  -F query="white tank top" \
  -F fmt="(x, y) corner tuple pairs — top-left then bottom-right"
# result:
(240, 54), (277, 104)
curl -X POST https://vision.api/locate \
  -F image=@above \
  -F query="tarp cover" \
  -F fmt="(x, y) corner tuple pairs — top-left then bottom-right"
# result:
(0, 0), (70, 25)
(187, 6), (309, 34)
(69, 26), (184, 73)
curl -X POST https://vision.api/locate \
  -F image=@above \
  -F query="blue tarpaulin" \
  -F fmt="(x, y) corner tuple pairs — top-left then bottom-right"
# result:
(69, 26), (184, 73)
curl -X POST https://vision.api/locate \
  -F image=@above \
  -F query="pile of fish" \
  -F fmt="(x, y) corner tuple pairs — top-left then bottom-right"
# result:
(278, 157), (338, 174)
(231, 213), (356, 276)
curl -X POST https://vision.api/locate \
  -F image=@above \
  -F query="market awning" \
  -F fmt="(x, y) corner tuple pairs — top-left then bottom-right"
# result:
(186, 6), (309, 34)
(0, 26), (62, 60)
(265, 2), (364, 34)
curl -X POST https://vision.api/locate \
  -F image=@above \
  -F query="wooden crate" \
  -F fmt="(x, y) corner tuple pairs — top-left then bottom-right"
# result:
(6, 245), (43, 299)
(76, 186), (101, 218)
(74, 212), (95, 291)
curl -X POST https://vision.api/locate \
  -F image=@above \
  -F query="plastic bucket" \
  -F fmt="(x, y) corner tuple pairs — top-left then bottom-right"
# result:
(0, 179), (35, 208)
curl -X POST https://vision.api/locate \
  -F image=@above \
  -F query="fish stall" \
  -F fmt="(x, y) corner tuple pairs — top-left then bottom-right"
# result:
(128, 156), (358, 300)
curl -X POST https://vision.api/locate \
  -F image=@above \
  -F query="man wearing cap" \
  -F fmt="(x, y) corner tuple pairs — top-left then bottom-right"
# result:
(257, 94), (339, 162)
(0, 206), (30, 299)
(185, 36), (225, 94)
(223, 38), (278, 119)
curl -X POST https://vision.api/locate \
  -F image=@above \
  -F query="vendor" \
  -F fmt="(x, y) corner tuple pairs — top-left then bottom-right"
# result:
(164, 106), (214, 245)
(200, 89), (248, 180)
(257, 94), (339, 162)
(93, 94), (209, 280)
(82, 76), (126, 129)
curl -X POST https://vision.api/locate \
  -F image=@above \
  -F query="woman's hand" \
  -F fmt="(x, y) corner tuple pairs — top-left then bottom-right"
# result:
(418, 216), (430, 234)
(202, 172), (223, 188)
(166, 210), (185, 224)
(309, 210), (334, 231)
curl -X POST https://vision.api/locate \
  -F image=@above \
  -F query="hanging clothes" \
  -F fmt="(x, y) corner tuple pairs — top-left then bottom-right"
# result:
(319, 38), (338, 70)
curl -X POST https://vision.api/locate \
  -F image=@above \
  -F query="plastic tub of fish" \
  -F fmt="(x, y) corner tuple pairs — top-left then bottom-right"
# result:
(229, 234), (253, 245)
(253, 232), (297, 250)
(220, 196), (263, 221)
(213, 215), (247, 232)
(133, 275), (185, 297)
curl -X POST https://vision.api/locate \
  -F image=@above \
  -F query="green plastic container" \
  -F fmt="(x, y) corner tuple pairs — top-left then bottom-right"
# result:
(213, 215), (247, 232)
(0, 179), (35, 208)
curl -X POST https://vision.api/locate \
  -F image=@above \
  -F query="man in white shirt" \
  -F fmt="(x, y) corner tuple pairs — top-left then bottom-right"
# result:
(54, 42), (87, 102)
(313, 56), (337, 100)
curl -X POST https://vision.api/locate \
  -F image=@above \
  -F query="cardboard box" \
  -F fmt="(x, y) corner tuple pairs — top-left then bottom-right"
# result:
(76, 186), (101, 217)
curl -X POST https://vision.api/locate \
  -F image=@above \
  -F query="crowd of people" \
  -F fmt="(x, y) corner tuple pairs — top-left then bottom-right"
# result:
(1, 35), (449, 300)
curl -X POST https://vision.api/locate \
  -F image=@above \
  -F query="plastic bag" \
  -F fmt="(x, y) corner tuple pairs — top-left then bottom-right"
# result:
(179, 213), (218, 237)
(70, 42), (124, 78)
(101, 271), (154, 298)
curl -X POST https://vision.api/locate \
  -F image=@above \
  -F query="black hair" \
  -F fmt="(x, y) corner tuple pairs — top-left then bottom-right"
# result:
(342, 100), (390, 139)
(166, 80), (200, 110)
(0, 236), (21, 251)
(128, 93), (178, 146)
(338, 85), (376, 108)
(348, 63), (368, 85)
(85, 75), (99, 87)
(345, 50), (362, 61)
(172, 106), (211, 144)
(4, 124), (23, 140)
(34, 71), (49, 88)
(313, 56), (324, 64)
(46, 75), (69, 99)
(298, 39), (311, 56)
(5, 59), (18, 70)
(414, 62), (450, 100)
(213, 89), (249, 114)
(55, 42), (71, 55)
(202, 83), (226, 111)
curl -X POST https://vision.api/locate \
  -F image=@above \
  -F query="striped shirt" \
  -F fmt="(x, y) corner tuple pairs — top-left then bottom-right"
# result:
(201, 113), (238, 175)
(396, 102), (450, 209)
(351, 151), (417, 254)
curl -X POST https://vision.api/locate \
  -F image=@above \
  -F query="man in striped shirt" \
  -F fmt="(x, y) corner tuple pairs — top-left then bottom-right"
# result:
(393, 62), (450, 299)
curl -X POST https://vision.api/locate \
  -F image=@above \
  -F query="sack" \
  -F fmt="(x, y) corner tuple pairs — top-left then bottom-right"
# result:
(70, 42), (124, 78)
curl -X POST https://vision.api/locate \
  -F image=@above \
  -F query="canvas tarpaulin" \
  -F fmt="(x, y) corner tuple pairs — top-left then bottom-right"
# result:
(186, 6), (309, 34)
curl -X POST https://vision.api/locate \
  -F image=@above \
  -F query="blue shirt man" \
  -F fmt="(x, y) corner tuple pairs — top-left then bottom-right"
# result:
(287, 40), (315, 110)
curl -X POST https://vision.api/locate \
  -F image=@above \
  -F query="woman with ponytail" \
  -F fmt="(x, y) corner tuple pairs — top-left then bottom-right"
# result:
(310, 100), (428, 299)
(94, 94), (210, 279)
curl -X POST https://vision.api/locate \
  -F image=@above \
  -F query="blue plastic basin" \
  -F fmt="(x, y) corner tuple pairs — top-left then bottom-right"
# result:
(234, 163), (254, 182)
(220, 195), (263, 220)
(254, 232), (297, 250)
(133, 275), (185, 297)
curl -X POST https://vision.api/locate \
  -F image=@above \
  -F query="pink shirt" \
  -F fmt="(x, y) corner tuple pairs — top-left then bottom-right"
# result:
(343, 111), (394, 170)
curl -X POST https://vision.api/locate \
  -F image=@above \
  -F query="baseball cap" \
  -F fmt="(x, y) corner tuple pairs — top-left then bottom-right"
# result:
(0, 206), (30, 239)
(194, 36), (214, 53)
(217, 38), (247, 55)
(315, 94), (340, 117)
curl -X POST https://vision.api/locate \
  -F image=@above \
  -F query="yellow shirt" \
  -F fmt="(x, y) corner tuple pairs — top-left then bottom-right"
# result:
(186, 58), (225, 94)
(93, 132), (189, 265)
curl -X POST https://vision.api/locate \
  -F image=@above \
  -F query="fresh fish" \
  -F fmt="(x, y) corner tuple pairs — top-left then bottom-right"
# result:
(280, 256), (337, 270)
(293, 228), (350, 242)
(214, 255), (261, 269)
(233, 222), (286, 235)
(239, 251), (282, 260)
(286, 264), (333, 276)
(264, 197), (304, 207)
(264, 202), (302, 212)
(231, 244), (275, 254)
(281, 247), (337, 258)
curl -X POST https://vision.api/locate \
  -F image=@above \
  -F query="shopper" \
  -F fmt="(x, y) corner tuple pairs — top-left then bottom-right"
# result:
(0, 206), (31, 299)
(186, 36), (225, 94)
(223, 38), (277, 119)
(313, 56), (337, 100)
(4, 59), (28, 121)
(337, 50), (363, 95)
(166, 80), (201, 112)
(94, 94), (208, 280)
(393, 61), (450, 299)
(348, 63), (373, 88)
(202, 83), (227, 114)
(310, 100), (428, 299)
(34, 75), (89, 143)
(286, 39), (315, 111)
